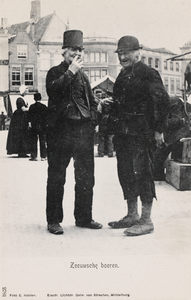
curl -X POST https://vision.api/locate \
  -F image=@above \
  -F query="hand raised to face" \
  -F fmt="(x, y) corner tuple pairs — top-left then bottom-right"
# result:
(68, 53), (83, 74)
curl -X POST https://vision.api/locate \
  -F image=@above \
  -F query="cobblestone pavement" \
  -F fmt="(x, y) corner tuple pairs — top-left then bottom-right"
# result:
(0, 131), (191, 299)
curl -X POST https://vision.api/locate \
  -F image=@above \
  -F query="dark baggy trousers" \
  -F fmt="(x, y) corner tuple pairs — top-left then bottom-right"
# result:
(30, 129), (47, 158)
(46, 120), (95, 225)
(114, 135), (156, 203)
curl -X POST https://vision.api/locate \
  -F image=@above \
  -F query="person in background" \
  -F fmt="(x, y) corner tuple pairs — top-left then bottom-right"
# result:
(102, 35), (169, 236)
(96, 91), (114, 158)
(28, 92), (47, 161)
(45, 30), (102, 235)
(153, 96), (191, 180)
(6, 85), (30, 158)
(185, 61), (191, 92)
(0, 112), (6, 130)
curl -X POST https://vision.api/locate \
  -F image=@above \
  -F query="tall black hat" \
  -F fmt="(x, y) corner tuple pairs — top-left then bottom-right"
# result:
(62, 30), (84, 50)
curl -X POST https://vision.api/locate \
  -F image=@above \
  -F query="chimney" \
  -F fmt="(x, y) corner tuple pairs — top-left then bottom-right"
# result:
(1, 18), (8, 29)
(66, 18), (70, 31)
(30, 0), (41, 20)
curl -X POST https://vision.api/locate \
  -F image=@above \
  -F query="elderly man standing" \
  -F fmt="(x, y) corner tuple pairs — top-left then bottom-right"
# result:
(45, 30), (102, 234)
(106, 35), (170, 236)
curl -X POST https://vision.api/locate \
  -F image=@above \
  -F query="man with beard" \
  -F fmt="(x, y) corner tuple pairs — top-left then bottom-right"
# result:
(104, 35), (170, 236)
(45, 30), (102, 234)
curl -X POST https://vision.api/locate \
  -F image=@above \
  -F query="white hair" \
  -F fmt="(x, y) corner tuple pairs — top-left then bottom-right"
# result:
(19, 85), (27, 95)
(61, 48), (69, 57)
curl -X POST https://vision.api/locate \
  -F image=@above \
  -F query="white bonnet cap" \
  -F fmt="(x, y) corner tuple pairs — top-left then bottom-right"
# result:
(19, 84), (27, 95)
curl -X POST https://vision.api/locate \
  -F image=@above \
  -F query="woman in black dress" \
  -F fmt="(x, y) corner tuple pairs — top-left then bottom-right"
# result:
(6, 85), (30, 157)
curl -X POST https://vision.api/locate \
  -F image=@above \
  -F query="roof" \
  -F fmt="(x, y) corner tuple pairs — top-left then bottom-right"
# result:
(6, 13), (54, 44)
(91, 75), (115, 94)
(141, 44), (176, 55)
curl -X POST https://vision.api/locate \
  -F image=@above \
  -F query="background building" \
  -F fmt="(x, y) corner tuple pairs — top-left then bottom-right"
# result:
(0, 0), (189, 109)
(83, 36), (118, 83)
(140, 46), (182, 96)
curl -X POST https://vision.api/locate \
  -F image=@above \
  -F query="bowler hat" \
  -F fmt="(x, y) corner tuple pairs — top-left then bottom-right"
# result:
(34, 93), (42, 101)
(62, 30), (84, 50)
(115, 35), (142, 53)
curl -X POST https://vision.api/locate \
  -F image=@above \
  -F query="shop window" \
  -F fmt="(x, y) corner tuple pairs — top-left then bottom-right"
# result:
(17, 44), (27, 58)
(25, 67), (33, 86)
(12, 66), (21, 86)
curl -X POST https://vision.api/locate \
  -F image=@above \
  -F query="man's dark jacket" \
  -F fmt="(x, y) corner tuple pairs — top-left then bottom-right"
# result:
(109, 61), (170, 139)
(28, 101), (47, 131)
(46, 61), (98, 128)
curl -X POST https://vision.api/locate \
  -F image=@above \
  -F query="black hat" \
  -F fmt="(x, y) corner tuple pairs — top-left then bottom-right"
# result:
(62, 30), (84, 50)
(34, 93), (41, 101)
(115, 35), (142, 53)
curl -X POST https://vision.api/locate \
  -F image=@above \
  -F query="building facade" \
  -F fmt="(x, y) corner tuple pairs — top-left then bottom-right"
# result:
(0, 0), (188, 105)
(82, 37), (118, 83)
(140, 46), (182, 96)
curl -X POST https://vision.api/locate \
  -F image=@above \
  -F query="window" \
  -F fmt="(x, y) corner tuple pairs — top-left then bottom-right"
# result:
(155, 59), (159, 68)
(84, 52), (89, 63)
(25, 67), (33, 86)
(141, 56), (146, 63)
(164, 61), (167, 70)
(95, 52), (100, 62)
(101, 52), (107, 63)
(176, 80), (180, 94)
(12, 66), (21, 86)
(148, 58), (152, 67)
(90, 52), (100, 62)
(102, 69), (107, 77)
(164, 78), (169, 93)
(170, 79), (175, 93)
(90, 53), (94, 62)
(176, 63), (179, 72)
(17, 44), (27, 58)
(40, 53), (51, 70)
(90, 69), (101, 83)
(170, 61), (173, 71)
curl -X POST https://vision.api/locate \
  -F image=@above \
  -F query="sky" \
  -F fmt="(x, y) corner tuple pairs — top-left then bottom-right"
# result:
(0, 0), (191, 54)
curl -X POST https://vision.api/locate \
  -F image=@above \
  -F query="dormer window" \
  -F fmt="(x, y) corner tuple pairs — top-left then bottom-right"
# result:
(17, 44), (27, 58)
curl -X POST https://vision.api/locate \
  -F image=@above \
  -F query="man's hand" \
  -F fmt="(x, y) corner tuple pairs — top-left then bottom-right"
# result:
(68, 56), (83, 74)
(155, 131), (164, 147)
(97, 97), (113, 113)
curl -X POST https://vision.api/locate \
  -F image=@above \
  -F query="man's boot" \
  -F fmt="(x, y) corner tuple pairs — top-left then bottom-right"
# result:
(108, 198), (140, 228)
(124, 201), (154, 236)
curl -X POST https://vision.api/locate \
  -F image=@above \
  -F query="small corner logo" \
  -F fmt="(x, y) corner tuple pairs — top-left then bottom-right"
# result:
(2, 287), (7, 297)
